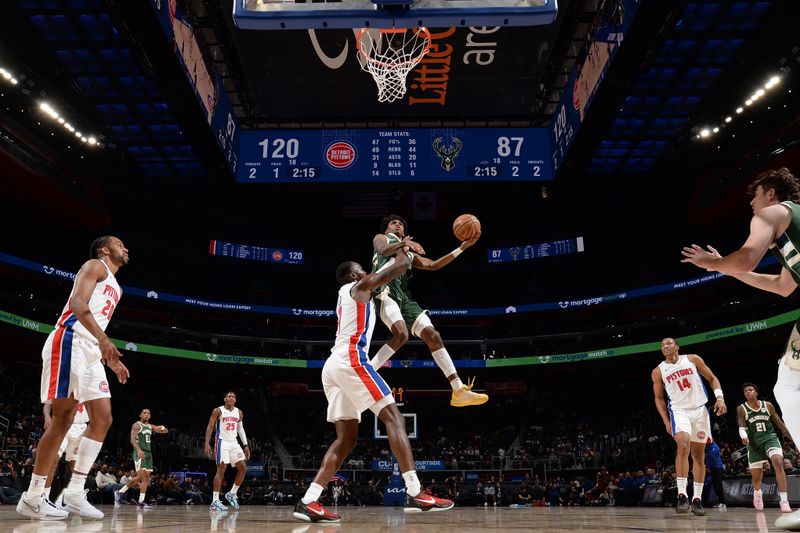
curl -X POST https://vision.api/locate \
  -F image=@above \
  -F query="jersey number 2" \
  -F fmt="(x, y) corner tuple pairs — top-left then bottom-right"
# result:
(676, 378), (691, 391)
(101, 300), (116, 319)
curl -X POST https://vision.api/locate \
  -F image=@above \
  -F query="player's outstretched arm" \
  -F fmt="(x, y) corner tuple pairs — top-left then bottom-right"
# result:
(414, 230), (481, 271)
(204, 408), (221, 458)
(374, 233), (425, 256)
(736, 405), (749, 445)
(652, 368), (671, 436)
(767, 401), (793, 442)
(153, 424), (169, 433)
(354, 250), (410, 299)
(688, 354), (726, 415)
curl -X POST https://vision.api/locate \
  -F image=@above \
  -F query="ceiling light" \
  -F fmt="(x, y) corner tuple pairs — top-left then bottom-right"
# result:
(725, 116), (732, 123)
(700, 129), (710, 138)
(745, 99), (753, 106)
(755, 89), (765, 97)
(736, 107), (743, 114)
(87, 137), (97, 145)
(712, 127), (719, 133)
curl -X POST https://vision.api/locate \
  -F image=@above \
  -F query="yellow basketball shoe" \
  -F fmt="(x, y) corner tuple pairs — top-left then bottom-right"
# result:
(451, 377), (489, 407)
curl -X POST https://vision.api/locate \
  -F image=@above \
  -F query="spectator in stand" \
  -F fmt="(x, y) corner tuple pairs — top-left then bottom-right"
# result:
(0, 458), (22, 504)
(446, 476), (460, 506)
(95, 464), (125, 499)
(703, 442), (726, 509)
(517, 482), (532, 506)
(483, 475), (499, 506)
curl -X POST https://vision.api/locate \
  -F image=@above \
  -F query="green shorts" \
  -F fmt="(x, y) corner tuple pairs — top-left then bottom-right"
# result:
(747, 434), (783, 466)
(376, 292), (430, 336)
(133, 451), (153, 472)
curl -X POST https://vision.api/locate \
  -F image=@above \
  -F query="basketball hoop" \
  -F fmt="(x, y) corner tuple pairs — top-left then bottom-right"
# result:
(356, 27), (431, 103)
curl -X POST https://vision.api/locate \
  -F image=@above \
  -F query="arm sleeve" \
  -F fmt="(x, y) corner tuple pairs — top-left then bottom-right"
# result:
(237, 422), (248, 447)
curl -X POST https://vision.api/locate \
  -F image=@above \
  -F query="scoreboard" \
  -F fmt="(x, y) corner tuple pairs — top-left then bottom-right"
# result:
(209, 240), (304, 265)
(236, 128), (553, 183)
(488, 236), (584, 263)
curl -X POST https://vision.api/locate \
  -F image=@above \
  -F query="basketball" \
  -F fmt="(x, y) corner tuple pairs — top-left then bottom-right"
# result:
(453, 214), (481, 241)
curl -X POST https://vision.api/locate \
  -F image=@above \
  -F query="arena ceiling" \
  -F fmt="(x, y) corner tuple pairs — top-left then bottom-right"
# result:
(1, 0), (800, 312)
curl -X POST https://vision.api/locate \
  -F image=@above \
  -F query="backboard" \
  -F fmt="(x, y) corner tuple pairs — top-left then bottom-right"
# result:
(233, 0), (558, 30)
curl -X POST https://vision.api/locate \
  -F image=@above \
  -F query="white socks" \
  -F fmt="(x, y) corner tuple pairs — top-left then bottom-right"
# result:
(28, 474), (47, 497)
(302, 482), (324, 505)
(231, 484), (240, 495)
(402, 470), (421, 497)
(119, 485), (129, 493)
(370, 344), (395, 369)
(677, 477), (687, 497)
(693, 482), (703, 501)
(139, 492), (146, 503)
(781, 491), (789, 502)
(213, 491), (220, 502)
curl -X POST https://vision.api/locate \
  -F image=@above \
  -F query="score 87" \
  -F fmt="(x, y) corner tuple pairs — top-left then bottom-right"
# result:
(497, 136), (524, 157)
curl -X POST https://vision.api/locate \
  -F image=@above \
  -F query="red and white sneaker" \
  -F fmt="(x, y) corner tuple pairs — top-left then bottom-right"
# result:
(754, 492), (764, 510)
(292, 500), (340, 523)
(404, 492), (455, 513)
(781, 500), (793, 513)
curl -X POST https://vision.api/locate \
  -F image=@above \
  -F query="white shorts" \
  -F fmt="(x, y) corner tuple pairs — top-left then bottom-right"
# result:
(774, 351), (800, 445)
(669, 405), (712, 443)
(40, 328), (111, 403)
(58, 423), (87, 461)
(215, 440), (246, 465)
(377, 294), (433, 338)
(322, 353), (395, 423)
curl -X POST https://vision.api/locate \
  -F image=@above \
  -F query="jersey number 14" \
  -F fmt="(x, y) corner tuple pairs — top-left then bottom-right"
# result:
(676, 378), (692, 392)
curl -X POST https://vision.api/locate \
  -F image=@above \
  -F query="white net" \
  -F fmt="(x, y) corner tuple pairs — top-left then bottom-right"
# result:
(356, 28), (431, 103)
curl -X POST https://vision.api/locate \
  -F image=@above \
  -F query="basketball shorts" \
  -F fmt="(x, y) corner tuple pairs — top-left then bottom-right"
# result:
(773, 321), (800, 445)
(747, 434), (783, 468)
(376, 293), (432, 338)
(216, 440), (246, 465)
(58, 422), (88, 461)
(322, 352), (395, 423)
(40, 328), (111, 404)
(669, 405), (711, 443)
(134, 451), (154, 472)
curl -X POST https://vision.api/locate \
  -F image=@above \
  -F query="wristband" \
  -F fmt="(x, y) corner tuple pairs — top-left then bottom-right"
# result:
(451, 248), (463, 258)
(713, 388), (724, 399)
(739, 427), (748, 440)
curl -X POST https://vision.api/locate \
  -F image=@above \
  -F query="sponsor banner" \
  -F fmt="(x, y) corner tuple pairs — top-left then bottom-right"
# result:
(550, 0), (643, 172)
(721, 475), (800, 504)
(0, 309), (305, 368)
(3, 307), (796, 368)
(246, 463), (265, 478)
(0, 251), (777, 317)
(308, 359), (485, 369)
(148, 0), (240, 175)
(372, 460), (445, 471)
(486, 308), (800, 367)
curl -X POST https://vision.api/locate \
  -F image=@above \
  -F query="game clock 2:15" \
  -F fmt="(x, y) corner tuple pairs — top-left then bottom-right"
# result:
(289, 166), (317, 178)
(472, 165), (501, 177)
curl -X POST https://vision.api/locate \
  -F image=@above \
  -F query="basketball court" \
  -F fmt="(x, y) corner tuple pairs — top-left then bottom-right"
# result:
(1, 504), (792, 532)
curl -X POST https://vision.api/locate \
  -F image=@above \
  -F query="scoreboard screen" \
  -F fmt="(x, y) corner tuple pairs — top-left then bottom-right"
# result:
(236, 128), (553, 182)
(488, 236), (584, 263)
(210, 240), (304, 265)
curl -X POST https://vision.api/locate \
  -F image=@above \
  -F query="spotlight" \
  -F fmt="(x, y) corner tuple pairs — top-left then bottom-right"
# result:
(755, 89), (765, 97)
(745, 99), (753, 106)
(712, 127), (719, 133)
(700, 129), (711, 138)
(87, 137), (97, 145)
(725, 116), (732, 123)
(736, 107), (743, 114)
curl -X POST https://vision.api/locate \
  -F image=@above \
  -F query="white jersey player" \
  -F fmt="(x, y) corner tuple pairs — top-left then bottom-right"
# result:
(205, 392), (250, 512)
(18, 236), (130, 521)
(652, 337), (726, 516)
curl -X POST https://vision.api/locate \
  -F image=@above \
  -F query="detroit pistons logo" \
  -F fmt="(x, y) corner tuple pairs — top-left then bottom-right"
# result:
(99, 381), (109, 393)
(237, 451), (244, 459)
(272, 250), (283, 262)
(697, 431), (706, 440)
(325, 142), (356, 169)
